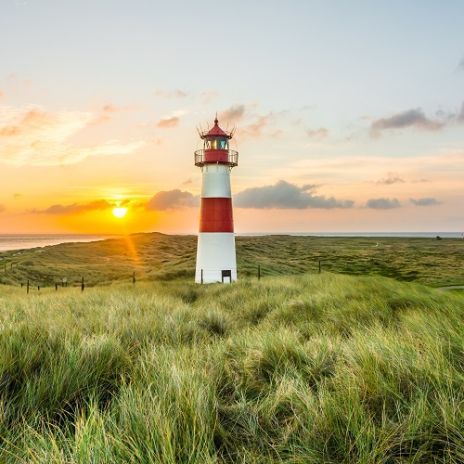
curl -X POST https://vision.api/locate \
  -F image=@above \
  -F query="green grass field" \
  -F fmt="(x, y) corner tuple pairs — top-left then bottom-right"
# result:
(0, 235), (463, 462)
(0, 274), (463, 462)
(1, 233), (463, 287)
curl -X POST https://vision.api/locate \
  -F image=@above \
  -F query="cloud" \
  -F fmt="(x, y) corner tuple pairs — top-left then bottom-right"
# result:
(157, 116), (179, 128)
(410, 197), (441, 206)
(376, 173), (405, 185)
(235, 180), (354, 209)
(371, 108), (443, 135)
(457, 57), (464, 72)
(155, 89), (188, 98)
(0, 105), (143, 166)
(0, 204), (5, 213)
(33, 199), (113, 215)
(219, 105), (246, 124)
(91, 103), (127, 125)
(146, 189), (198, 210)
(241, 115), (270, 138)
(365, 198), (401, 209)
(458, 102), (464, 122)
(200, 91), (219, 103)
(306, 127), (328, 139)
(0, 91), (4, 99)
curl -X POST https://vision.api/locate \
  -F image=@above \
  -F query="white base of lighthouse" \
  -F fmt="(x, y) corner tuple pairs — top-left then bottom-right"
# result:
(195, 233), (237, 283)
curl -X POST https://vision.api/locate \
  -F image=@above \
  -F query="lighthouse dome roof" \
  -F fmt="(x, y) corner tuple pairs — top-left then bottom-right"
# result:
(201, 117), (233, 139)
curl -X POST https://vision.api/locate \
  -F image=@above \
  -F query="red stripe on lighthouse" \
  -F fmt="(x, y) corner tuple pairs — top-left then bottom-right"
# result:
(199, 198), (234, 232)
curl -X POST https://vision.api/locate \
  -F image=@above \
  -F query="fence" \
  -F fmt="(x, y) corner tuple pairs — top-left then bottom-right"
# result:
(6, 260), (328, 292)
(16, 271), (139, 293)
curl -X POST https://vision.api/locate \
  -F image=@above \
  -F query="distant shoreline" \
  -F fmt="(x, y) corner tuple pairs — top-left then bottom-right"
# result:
(0, 234), (116, 253)
(0, 231), (462, 253)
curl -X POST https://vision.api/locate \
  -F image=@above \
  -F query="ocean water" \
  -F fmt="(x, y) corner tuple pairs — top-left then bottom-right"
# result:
(239, 232), (464, 238)
(0, 234), (111, 253)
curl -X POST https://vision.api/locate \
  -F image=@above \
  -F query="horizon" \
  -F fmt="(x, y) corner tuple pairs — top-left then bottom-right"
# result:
(0, 0), (463, 234)
(1, 230), (463, 237)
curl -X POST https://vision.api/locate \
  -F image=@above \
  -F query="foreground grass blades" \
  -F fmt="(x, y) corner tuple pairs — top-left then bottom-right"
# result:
(0, 274), (463, 462)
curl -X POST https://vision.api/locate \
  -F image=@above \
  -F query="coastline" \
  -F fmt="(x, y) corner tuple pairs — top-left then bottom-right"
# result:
(0, 234), (115, 253)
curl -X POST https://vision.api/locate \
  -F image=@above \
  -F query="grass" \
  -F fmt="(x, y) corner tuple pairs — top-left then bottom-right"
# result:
(0, 233), (463, 287)
(0, 273), (463, 462)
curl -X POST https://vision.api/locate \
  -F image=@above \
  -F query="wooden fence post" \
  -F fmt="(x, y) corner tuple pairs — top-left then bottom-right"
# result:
(318, 260), (321, 273)
(258, 264), (261, 281)
(201, 269), (203, 285)
(81, 277), (85, 292)
(27, 280), (30, 294)
(132, 271), (136, 285)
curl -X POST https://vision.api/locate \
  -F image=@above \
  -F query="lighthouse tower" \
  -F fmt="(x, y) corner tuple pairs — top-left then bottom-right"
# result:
(194, 117), (239, 283)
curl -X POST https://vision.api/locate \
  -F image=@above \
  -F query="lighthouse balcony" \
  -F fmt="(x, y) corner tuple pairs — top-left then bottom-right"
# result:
(194, 149), (238, 167)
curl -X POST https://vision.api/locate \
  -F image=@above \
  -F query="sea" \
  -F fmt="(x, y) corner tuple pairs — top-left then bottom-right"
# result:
(0, 234), (113, 253)
(0, 232), (462, 253)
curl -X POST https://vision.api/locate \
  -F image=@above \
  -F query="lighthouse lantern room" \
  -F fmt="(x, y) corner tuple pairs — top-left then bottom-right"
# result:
(194, 118), (238, 283)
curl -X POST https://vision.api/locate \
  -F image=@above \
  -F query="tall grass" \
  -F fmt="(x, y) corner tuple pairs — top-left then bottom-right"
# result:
(0, 274), (463, 462)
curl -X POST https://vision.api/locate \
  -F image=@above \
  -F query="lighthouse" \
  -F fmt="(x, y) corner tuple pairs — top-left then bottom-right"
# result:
(194, 117), (239, 283)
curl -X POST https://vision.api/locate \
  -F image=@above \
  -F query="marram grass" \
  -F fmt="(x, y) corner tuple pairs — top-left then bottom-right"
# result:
(0, 273), (463, 463)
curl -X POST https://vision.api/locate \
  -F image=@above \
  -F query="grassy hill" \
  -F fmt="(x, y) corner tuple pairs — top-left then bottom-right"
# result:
(0, 274), (463, 462)
(0, 233), (463, 287)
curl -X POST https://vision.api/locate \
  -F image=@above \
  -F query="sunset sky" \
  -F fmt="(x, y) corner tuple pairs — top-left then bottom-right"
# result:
(0, 0), (463, 234)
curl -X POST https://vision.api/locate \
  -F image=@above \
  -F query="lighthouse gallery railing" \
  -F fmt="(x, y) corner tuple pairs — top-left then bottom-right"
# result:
(194, 149), (239, 167)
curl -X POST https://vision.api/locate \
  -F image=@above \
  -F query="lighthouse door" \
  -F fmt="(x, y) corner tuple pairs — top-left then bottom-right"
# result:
(221, 270), (232, 283)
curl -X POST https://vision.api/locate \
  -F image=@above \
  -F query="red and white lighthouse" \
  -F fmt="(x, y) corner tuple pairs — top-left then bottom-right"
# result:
(194, 117), (239, 283)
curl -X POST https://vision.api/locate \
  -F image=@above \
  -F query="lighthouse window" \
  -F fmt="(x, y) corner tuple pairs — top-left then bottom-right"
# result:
(206, 139), (228, 150)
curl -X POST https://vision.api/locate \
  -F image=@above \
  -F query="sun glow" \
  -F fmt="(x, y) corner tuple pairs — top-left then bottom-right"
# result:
(112, 207), (128, 218)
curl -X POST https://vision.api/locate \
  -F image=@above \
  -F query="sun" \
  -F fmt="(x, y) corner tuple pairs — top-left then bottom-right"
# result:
(112, 207), (128, 219)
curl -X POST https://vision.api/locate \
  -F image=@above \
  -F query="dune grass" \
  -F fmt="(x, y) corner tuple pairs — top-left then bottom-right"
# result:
(0, 273), (463, 462)
(1, 233), (463, 288)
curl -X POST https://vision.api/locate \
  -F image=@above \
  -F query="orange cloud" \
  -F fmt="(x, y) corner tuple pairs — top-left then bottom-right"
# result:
(32, 199), (113, 215)
(0, 105), (144, 166)
(146, 189), (198, 210)
(306, 127), (329, 139)
(157, 116), (179, 128)
(91, 103), (126, 125)
(241, 115), (269, 138)
(155, 89), (188, 98)
(220, 104), (246, 124)
(376, 173), (405, 185)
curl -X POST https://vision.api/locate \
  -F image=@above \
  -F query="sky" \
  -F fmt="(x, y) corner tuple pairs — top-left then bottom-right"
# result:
(0, 0), (463, 234)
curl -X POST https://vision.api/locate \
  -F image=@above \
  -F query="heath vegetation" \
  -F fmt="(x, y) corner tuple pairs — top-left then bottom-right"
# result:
(0, 272), (463, 463)
(0, 233), (463, 288)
